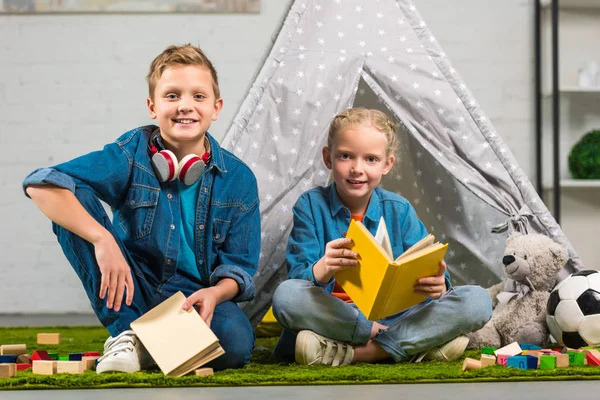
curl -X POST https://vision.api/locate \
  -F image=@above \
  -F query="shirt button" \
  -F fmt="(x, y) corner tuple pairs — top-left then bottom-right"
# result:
(215, 233), (220, 239)
(167, 193), (173, 199)
(170, 224), (175, 230)
(343, 209), (348, 214)
(203, 188), (208, 193)
(199, 224), (205, 230)
(129, 200), (136, 205)
(166, 259), (172, 265)
(291, 245), (297, 251)
(199, 260), (203, 265)
(342, 232), (347, 237)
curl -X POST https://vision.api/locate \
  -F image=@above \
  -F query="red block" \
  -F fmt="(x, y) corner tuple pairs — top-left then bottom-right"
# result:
(30, 350), (51, 361)
(83, 352), (101, 357)
(17, 363), (32, 371)
(586, 352), (600, 366)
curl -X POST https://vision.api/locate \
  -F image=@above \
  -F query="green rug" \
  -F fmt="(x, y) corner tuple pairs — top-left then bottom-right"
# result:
(1, 326), (600, 390)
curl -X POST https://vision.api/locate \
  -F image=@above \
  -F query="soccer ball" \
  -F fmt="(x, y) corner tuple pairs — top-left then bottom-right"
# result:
(546, 270), (600, 348)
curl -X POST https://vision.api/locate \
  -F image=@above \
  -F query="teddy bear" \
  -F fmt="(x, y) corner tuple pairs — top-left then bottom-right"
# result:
(466, 231), (569, 349)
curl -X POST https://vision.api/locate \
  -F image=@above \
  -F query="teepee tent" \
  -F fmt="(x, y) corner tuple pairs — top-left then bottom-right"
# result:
(222, 0), (583, 326)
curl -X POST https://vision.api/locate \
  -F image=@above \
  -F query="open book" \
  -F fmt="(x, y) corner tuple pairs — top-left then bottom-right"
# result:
(130, 291), (225, 377)
(336, 218), (448, 321)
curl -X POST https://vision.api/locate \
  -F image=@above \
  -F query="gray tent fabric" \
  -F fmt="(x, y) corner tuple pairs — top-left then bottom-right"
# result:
(221, 0), (584, 327)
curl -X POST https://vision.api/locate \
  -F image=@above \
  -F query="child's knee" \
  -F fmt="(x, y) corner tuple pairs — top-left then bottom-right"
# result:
(456, 285), (493, 329)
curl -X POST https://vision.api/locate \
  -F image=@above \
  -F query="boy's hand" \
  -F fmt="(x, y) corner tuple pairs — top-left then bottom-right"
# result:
(94, 235), (134, 312)
(182, 287), (218, 328)
(414, 260), (447, 299)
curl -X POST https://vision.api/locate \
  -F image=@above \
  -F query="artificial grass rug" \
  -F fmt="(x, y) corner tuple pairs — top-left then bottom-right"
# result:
(1, 326), (600, 390)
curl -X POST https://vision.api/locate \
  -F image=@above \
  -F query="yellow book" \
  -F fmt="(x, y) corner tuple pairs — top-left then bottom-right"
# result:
(130, 291), (225, 377)
(336, 218), (448, 321)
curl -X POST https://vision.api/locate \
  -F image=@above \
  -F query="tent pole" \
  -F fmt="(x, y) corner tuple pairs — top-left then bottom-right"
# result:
(551, 0), (560, 224)
(534, 0), (542, 195)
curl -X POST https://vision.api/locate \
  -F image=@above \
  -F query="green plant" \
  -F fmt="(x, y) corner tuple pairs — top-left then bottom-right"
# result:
(568, 130), (600, 179)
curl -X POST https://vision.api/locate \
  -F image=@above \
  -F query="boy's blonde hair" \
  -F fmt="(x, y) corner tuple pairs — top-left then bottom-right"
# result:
(327, 108), (399, 157)
(146, 44), (220, 100)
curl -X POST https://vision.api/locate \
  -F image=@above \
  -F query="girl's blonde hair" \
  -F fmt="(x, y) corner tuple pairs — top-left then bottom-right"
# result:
(327, 108), (399, 157)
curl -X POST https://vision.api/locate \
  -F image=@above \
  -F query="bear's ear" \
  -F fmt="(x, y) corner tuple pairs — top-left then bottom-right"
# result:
(506, 231), (523, 246)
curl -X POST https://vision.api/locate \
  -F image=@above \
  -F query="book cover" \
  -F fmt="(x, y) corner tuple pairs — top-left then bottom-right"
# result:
(130, 291), (225, 377)
(336, 219), (448, 321)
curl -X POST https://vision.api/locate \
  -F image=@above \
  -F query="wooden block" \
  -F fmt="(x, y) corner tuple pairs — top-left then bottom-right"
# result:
(0, 355), (18, 363)
(16, 354), (31, 364)
(480, 354), (496, 368)
(58, 355), (70, 361)
(507, 356), (529, 369)
(567, 351), (586, 366)
(56, 361), (83, 374)
(0, 363), (17, 378)
(494, 342), (522, 357)
(16, 363), (32, 371)
(32, 360), (57, 375)
(519, 343), (542, 351)
(81, 356), (99, 371)
(462, 357), (482, 372)
(496, 354), (509, 366)
(481, 347), (497, 355)
(69, 353), (83, 361)
(31, 350), (51, 361)
(585, 350), (600, 366)
(0, 344), (27, 355)
(194, 367), (214, 377)
(556, 353), (569, 368)
(540, 355), (557, 370)
(523, 350), (542, 358)
(37, 333), (61, 345)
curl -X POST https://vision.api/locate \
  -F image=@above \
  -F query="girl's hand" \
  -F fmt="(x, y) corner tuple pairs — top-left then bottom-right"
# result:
(414, 260), (447, 299)
(313, 237), (358, 283)
(182, 287), (219, 327)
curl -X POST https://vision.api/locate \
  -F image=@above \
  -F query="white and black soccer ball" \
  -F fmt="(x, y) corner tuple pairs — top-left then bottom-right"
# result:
(546, 269), (600, 348)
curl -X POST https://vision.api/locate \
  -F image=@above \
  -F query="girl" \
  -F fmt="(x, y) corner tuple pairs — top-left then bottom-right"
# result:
(271, 108), (492, 366)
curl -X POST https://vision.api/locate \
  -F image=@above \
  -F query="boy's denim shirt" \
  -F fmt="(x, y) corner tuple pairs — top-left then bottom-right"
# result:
(286, 183), (452, 293)
(22, 125), (260, 302)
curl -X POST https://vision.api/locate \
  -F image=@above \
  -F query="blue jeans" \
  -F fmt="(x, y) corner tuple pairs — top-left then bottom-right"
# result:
(271, 279), (492, 362)
(53, 186), (254, 370)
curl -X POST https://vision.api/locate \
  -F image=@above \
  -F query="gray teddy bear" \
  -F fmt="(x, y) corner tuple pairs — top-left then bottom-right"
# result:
(467, 232), (569, 349)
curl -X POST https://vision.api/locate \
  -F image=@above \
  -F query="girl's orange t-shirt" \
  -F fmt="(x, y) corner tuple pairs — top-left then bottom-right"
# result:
(331, 214), (363, 303)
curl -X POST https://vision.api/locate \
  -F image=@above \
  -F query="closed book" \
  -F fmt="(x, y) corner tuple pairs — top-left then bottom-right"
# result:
(336, 218), (448, 320)
(130, 291), (224, 377)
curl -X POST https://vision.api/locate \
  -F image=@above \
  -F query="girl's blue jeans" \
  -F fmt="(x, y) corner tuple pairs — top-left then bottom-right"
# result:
(271, 279), (492, 362)
(52, 186), (254, 370)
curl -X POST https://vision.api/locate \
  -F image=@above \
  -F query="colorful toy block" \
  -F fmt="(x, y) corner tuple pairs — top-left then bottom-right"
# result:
(0, 355), (19, 363)
(56, 361), (83, 374)
(83, 352), (101, 357)
(194, 367), (214, 377)
(481, 347), (497, 355)
(47, 352), (58, 360)
(496, 354), (509, 366)
(16, 363), (32, 371)
(480, 354), (496, 367)
(69, 353), (83, 361)
(494, 342), (522, 357)
(585, 349), (600, 366)
(507, 355), (537, 370)
(0, 363), (16, 378)
(30, 350), (51, 361)
(519, 343), (542, 351)
(556, 353), (569, 368)
(32, 360), (57, 375)
(0, 344), (27, 355)
(567, 351), (586, 366)
(37, 333), (61, 345)
(58, 356), (70, 361)
(540, 355), (557, 370)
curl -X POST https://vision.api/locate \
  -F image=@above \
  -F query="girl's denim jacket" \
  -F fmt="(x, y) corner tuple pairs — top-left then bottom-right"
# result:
(286, 183), (451, 293)
(22, 125), (260, 302)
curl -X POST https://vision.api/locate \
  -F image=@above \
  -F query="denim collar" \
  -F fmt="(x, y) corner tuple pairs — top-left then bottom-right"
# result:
(327, 183), (382, 226)
(205, 132), (227, 173)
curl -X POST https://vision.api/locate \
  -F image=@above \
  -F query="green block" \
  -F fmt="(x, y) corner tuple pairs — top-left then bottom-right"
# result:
(58, 355), (70, 361)
(47, 352), (58, 360)
(540, 355), (557, 369)
(481, 347), (497, 355)
(567, 351), (585, 366)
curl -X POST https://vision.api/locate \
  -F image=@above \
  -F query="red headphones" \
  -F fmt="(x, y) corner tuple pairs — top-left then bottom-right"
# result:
(148, 132), (211, 186)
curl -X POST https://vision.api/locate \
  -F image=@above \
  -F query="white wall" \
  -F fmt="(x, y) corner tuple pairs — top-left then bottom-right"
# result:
(0, 0), (538, 314)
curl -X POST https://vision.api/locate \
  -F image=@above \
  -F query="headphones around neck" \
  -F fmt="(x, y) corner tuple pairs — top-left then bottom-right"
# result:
(148, 131), (211, 186)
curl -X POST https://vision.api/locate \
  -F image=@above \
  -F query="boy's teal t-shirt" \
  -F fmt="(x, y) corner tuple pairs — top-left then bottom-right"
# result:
(177, 180), (201, 280)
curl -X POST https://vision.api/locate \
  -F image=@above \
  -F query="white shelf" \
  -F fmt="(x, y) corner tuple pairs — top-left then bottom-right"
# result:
(543, 179), (600, 189)
(541, 0), (600, 9)
(543, 86), (600, 96)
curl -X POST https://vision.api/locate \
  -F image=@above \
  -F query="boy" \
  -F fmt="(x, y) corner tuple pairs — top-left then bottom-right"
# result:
(22, 44), (260, 373)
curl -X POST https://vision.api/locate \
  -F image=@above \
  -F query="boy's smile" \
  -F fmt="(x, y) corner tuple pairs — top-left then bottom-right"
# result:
(322, 124), (394, 215)
(146, 65), (222, 158)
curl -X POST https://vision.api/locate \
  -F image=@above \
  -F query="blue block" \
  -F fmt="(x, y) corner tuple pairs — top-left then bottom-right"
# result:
(507, 355), (538, 369)
(69, 352), (83, 361)
(0, 354), (18, 363)
(520, 343), (542, 351)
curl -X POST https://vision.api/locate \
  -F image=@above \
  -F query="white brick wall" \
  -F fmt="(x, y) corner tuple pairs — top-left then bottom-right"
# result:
(0, 0), (539, 313)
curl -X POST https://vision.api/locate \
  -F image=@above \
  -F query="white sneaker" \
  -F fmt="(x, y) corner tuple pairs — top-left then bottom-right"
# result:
(416, 335), (470, 363)
(295, 330), (354, 366)
(96, 330), (154, 374)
